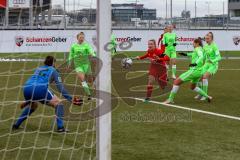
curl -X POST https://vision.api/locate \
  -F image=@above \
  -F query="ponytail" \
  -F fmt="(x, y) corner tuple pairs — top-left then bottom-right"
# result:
(194, 37), (203, 47)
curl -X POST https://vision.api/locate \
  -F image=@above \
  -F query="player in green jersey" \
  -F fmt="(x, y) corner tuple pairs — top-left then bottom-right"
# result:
(164, 38), (212, 104)
(68, 32), (96, 100)
(111, 33), (117, 56)
(163, 25), (177, 79)
(195, 32), (222, 101)
(91, 32), (117, 56)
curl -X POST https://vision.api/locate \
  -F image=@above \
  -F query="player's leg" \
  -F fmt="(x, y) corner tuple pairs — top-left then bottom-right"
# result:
(111, 46), (117, 56)
(86, 74), (95, 89)
(194, 63), (208, 99)
(76, 65), (92, 99)
(13, 102), (38, 129)
(194, 78), (203, 99)
(164, 77), (183, 104)
(158, 64), (167, 89)
(200, 72), (211, 100)
(40, 89), (70, 132)
(165, 51), (170, 80)
(200, 64), (218, 100)
(190, 71), (212, 102)
(145, 75), (155, 102)
(45, 93), (67, 132)
(190, 83), (212, 102)
(165, 69), (194, 103)
(86, 61), (96, 92)
(165, 61), (170, 80)
(12, 86), (38, 129)
(89, 56), (99, 90)
(200, 63), (215, 101)
(171, 52), (177, 79)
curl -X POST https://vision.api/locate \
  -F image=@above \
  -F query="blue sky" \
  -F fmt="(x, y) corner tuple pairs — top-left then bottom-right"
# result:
(53, 0), (228, 18)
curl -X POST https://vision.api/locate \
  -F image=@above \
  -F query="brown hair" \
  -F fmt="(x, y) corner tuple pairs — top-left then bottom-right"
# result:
(77, 32), (85, 39)
(194, 37), (203, 47)
(149, 39), (157, 47)
(44, 56), (56, 66)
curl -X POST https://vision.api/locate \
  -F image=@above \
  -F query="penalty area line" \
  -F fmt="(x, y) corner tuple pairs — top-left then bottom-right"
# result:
(130, 97), (240, 121)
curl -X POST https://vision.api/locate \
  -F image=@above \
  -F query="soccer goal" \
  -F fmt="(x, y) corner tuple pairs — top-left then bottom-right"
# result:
(0, 0), (112, 160)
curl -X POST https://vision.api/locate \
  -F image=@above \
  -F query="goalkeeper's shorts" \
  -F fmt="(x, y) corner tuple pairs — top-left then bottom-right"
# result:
(179, 69), (203, 84)
(202, 62), (218, 75)
(23, 85), (54, 104)
(75, 64), (92, 74)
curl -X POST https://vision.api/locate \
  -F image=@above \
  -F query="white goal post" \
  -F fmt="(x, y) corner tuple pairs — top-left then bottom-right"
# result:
(96, 0), (112, 160)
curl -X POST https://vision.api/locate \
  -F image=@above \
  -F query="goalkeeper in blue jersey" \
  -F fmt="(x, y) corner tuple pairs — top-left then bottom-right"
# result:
(12, 56), (82, 132)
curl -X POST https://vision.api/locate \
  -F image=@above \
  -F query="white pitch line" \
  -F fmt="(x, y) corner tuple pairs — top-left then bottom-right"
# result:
(178, 68), (240, 71)
(2, 97), (240, 121)
(0, 68), (239, 77)
(112, 68), (240, 74)
(0, 68), (238, 77)
(132, 97), (240, 121)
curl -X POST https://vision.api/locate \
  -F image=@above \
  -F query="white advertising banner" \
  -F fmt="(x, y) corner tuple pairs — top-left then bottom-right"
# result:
(0, 30), (240, 53)
(9, 0), (30, 8)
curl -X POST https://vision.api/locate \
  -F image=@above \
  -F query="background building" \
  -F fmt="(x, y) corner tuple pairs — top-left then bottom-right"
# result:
(0, 1), (239, 29)
(112, 3), (157, 22)
(229, 0), (240, 17)
(67, 3), (157, 27)
(0, 0), (51, 26)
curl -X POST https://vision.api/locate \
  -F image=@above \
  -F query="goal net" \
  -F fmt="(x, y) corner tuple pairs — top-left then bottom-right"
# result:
(0, 0), (112, 160)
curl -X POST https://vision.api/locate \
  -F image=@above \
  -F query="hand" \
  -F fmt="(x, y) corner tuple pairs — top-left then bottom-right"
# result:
(173, 43), (177, 46)
(72, 96), (83, 106)
(150, 58), (157, 63)
(189, 63), (197, 67)
(135, 56), (140, 60)
(178, 52), (188, 56)
(153, 55), (158, 59)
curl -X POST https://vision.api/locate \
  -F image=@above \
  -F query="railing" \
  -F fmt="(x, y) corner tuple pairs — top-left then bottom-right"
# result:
(0, 18), (240, 30)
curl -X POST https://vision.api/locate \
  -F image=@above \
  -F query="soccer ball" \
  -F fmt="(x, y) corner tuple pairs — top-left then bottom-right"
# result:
(121, 58), (133, 69)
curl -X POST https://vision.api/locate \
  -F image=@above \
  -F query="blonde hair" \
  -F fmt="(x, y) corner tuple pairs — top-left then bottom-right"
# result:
(207, 32), (214, 40)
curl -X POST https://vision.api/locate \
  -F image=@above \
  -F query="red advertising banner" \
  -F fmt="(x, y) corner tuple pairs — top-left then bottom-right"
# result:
(0, 0), (6, 8)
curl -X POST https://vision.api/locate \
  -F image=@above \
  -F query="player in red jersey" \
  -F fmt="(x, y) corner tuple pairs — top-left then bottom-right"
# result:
(136, 39), (170, 102)
(158, 27), (167, 52)
(158, 27), (168, 79)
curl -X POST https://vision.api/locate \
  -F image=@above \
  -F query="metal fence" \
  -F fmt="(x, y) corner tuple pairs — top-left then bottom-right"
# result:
(0, 0), (240, 30)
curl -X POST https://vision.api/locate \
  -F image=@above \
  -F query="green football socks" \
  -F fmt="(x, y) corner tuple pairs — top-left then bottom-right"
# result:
(82, 81), (91, 96)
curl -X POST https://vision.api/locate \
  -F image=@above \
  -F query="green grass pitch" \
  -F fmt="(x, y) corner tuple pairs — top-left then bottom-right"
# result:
(0, 52), (240, 160)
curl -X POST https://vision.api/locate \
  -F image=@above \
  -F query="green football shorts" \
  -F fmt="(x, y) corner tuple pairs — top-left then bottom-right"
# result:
(75, 64), (92, 74)
(179, 69), (203, 84)
(202, 62), (218, 75)
(165, 50), (177, 59)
